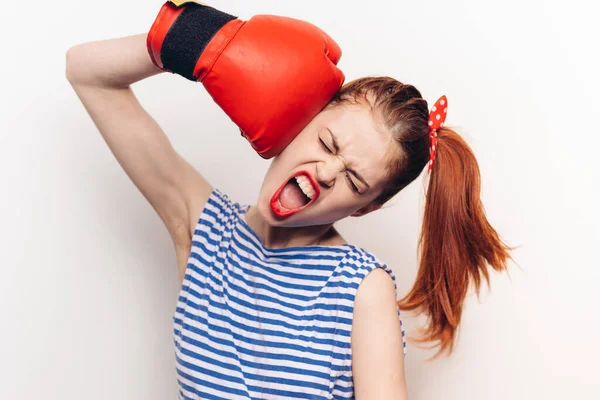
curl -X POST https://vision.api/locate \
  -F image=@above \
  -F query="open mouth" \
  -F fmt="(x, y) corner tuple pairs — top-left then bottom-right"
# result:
(270, 170), (321, 218)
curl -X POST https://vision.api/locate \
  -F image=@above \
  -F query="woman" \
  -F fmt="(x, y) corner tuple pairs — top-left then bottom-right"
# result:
(66, 9), (512, 400)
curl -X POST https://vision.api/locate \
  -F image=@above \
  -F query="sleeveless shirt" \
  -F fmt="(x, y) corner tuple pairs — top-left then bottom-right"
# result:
(174, 187), (406, 399)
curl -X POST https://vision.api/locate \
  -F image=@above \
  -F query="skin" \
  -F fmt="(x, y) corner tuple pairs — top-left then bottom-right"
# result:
(247, 102), (409, 398)
(67, 33), (408, 399)
(246, 102), (396, 249)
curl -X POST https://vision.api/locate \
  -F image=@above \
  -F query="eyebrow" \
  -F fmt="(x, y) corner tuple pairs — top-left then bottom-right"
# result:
(327, 127), (371, 191)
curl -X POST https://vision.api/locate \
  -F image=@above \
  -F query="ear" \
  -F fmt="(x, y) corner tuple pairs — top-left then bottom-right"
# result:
(351, 202), (382, 217)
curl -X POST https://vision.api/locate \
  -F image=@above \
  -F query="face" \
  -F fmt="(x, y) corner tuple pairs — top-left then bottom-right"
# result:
(255, 102), (395, 228)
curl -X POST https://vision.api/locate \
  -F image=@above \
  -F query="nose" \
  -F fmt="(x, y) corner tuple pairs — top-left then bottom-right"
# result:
(316, 157), (345, 189)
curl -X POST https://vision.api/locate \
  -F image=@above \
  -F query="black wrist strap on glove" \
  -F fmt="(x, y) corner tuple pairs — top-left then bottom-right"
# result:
(161, 3), (237, 81)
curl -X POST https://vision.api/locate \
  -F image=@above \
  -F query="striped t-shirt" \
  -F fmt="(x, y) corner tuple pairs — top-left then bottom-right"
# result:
(174, 187), (406, 399)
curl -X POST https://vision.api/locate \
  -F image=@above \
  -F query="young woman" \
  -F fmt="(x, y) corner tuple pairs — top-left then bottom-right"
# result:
(66, 6), (512, 400)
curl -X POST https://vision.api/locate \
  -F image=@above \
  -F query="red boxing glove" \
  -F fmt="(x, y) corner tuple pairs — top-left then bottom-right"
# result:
(147, 1), (345, 159)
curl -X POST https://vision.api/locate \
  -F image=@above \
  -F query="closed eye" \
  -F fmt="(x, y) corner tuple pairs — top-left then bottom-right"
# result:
(319, 138), (360, 193)
(319, 138), (332, 154)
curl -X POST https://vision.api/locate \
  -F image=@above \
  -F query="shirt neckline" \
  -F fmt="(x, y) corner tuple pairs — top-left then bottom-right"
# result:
(238, 205), (353, 253)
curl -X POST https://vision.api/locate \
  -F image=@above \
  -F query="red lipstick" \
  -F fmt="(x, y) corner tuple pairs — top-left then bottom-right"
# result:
(270, 170), (321, 218)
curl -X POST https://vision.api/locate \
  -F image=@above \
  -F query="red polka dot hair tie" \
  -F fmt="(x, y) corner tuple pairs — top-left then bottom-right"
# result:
(428, 95), (448, 172)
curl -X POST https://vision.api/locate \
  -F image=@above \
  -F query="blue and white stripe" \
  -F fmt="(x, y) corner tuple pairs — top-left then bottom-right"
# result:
(174, 188), (406, 400)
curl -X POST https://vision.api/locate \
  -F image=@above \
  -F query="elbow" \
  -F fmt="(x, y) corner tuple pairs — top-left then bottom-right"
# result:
(65, 46), (81, 85)
(65, 45), (92, 86)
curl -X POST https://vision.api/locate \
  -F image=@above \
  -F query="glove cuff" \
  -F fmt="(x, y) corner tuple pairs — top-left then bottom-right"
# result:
(148, 1), (237, 81)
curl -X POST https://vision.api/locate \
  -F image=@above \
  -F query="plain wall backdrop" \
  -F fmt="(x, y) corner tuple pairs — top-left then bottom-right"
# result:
(1, 0), (599, 399)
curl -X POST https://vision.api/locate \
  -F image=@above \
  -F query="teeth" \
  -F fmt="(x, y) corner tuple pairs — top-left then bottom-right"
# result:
(294, 175), (315, 199)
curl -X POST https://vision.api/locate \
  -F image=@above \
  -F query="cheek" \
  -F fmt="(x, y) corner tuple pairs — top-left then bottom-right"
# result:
(259, 156), (292, 199)
(282, 136), (313, 157)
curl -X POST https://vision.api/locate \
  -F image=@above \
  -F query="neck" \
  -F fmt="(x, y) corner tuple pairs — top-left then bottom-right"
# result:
(244, 206), (339, 249)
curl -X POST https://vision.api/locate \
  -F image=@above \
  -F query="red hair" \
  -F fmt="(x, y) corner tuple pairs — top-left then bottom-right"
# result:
(328, 77), (515, 356)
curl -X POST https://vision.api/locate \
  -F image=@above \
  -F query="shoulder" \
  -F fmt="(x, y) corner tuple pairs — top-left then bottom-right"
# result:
(351, 266), (408, 399)
(187, 187), (249, 244)
(355, 267), (397, 306)
(341, 247), (400, 300)
(192, 187), (244, 223)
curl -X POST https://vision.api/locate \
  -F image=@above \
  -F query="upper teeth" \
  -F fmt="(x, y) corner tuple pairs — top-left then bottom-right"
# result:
(295, 175), (315, 199)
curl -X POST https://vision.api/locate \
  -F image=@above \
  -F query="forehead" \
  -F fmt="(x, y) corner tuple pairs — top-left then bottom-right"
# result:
(325, 104), (394, 181)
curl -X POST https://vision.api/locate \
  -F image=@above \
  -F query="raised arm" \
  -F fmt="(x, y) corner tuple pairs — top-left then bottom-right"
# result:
(65, 0), (346, 275)
(65, 34), (213, 263)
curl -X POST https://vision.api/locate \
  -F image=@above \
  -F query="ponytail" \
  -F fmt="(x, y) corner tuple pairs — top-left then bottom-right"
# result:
(398, 126), (515, 356)
(325, 76), (514, 355)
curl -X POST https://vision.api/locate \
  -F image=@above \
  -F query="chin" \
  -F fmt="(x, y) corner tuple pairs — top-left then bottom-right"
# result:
(255, 200), (277, 225)
(255, 194), (283, 224)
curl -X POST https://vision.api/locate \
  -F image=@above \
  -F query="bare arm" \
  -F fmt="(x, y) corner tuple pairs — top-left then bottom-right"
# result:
(352, 268), (409, 400)
(66, 34), (213, 255)
(66, 33), (163, 88)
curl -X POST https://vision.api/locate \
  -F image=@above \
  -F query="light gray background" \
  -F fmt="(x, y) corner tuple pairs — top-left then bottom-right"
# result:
(1, 0), (598, 399)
